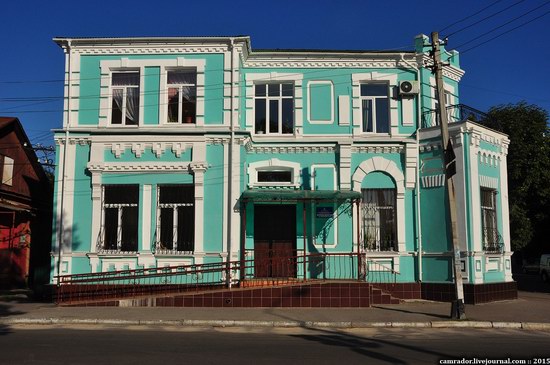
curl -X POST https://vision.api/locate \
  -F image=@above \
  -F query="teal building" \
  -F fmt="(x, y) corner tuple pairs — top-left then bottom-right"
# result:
(51, 35), (515, 303)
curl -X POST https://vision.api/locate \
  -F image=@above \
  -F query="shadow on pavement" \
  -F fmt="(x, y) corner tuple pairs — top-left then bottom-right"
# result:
(290, 327), (452, 363)
(371, 305), (449, 319)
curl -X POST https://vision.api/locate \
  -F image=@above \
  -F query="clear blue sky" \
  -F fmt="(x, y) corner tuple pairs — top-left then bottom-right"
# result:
(1, 0), (549, 145)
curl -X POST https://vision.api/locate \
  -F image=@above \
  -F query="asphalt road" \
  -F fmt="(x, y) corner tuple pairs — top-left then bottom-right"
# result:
(1, 326), (549, 365)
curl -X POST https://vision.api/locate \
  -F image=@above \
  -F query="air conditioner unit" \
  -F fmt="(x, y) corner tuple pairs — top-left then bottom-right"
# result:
(399, 80), (419, 96)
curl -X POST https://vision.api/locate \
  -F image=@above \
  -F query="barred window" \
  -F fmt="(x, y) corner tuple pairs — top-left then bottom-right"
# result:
(157, 185), (194, 253)
(361, 188), (396, 251)
(481, 188), (501, 252)
(102, 185), (139, 252)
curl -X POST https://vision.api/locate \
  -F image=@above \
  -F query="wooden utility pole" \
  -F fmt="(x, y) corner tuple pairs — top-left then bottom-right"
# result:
(430, 31), (466, 320)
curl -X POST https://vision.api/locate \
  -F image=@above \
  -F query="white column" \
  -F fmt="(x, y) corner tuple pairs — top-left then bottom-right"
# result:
(230, 141), (241, 260)
(89, 171), (102, 253)
(142, 185), (152, 252)
(191, 165), (206, 255)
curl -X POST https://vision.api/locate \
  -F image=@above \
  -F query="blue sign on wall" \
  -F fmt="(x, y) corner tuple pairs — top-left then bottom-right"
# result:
(316, 206), (334, 218)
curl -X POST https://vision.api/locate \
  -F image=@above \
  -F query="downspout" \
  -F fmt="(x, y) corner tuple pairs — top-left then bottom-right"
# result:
(226, 38), (235, 288)
(400, 53), (423, 282)
(57, 40), (72, 284)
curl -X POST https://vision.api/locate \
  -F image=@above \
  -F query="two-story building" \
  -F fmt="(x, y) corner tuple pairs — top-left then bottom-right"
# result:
(51, 34), (516, 305)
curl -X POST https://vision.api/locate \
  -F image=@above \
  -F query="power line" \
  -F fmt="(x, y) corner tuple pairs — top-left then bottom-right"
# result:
(444, 0), (526, 38)
(453, 1), (550, 50)
(460, 9), (550, 54)
(439, 0), (505, 33)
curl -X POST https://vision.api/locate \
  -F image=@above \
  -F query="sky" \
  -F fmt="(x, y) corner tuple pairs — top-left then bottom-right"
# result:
(1, 0), (549, 146)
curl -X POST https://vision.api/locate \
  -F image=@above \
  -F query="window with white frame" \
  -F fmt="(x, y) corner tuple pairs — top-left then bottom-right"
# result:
(361, 188), (396, 251)
(156, 185), (194, 253)
(481, 188), (501, 253)
(360, 83), (390, 133)
(434, 90), (453, 124)
(0, 155), (14, 186)
(257, 170), (293, 184)
(254, 83), (294, 134)
(102, 185), (139, 252)
(111, 72), (140, 125)
(167, 70), (197, 124)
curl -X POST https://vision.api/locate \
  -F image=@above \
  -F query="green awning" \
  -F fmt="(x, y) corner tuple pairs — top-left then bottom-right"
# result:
(240, 189), (361, 202)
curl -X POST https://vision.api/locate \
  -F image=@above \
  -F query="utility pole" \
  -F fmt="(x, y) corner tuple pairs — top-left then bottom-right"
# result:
(430, 31), (466, 320)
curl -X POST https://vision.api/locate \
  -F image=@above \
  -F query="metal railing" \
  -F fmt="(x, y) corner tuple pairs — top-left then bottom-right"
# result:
(56, 251), (400, 304)
(421, 104), (498, 129)
(483, 227), (504, 254)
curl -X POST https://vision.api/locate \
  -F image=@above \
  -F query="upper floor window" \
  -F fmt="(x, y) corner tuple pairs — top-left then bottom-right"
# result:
(102, 185), (139, 252)
(156, 185), (194, 253)
(361, 188), (396, 251)
(111, 72), (140, 126)
(167, 70), (197, 124)
(361, 83), (389, 133)
(0, 155), (14, 186)
(481, 188), (502, 253)
(254, 83), (294, 135)
(257, 170), (292, 184)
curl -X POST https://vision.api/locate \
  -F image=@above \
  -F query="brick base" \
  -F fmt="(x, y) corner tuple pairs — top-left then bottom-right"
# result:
(421, 282), (518, 304)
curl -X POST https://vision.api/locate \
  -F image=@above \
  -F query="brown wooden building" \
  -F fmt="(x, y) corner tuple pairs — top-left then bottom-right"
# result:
(0, 117), (52, 289)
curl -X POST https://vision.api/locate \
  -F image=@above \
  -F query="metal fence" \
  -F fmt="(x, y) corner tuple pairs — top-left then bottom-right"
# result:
(56, 251), (399, 305)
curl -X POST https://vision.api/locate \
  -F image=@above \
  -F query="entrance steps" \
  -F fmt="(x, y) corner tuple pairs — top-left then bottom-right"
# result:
(62, 281), (402, 308)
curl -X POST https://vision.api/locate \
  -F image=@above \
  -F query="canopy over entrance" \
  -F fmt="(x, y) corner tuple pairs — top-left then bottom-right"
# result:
(240, 189), (361, 202)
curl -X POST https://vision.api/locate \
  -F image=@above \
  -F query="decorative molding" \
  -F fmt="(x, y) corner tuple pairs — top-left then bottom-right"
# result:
(151, 142), (165, 158)
(87, 162), (191, 172)
(244, 59), (414, 69)
(479, 175), (498, 189)
(247, 158), (301, 188)
(351, 145), (404, 154)
(247, 145), (335, 154)
(419, 143), (442, 153)
(75, 46), (227, 56)
(421, 174), (445, 188)
(131, 143), (145, 158)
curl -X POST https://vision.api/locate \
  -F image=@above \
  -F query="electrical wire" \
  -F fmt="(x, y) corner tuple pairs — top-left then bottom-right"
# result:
(453, 1), (550, 50)
(459, 9), (550, 54)
(439, 0), (505, 33)
(444, 0), (526, 38)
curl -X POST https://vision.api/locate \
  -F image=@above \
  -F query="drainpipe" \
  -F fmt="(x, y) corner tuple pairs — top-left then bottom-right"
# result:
(57, 40), (72, 284)
(226, 38), (235, 288)
(400, 53), (423, 282)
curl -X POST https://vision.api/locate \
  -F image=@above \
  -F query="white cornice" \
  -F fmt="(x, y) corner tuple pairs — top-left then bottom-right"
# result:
(243, 58), (418, 69)
(422, 54), (465, 82)
(87, 162), (191, 172)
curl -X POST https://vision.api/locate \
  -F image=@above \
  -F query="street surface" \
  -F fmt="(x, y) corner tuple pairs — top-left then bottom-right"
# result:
(0, 326), (549, 365)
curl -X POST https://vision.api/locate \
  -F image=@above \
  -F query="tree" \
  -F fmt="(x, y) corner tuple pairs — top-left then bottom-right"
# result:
(485, 102), (550, 254)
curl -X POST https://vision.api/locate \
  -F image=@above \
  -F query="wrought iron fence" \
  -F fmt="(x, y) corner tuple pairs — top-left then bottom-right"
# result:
(56, 251), (400, 305)
(421, 104), (498, 129)
(483, 227), (504, 254)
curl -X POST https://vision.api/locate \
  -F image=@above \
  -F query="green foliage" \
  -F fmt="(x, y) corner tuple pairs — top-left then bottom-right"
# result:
(486, 102), (550, 253)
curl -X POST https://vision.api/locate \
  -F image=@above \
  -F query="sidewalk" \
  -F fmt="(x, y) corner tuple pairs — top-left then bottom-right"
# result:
(1, 291), (549, 330)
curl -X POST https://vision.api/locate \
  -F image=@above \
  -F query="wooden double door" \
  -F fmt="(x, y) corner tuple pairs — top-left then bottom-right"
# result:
(254, 205), (296, 278)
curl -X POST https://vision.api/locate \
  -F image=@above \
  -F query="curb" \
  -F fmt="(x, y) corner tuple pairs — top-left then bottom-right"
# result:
(1, 318), (549, 331)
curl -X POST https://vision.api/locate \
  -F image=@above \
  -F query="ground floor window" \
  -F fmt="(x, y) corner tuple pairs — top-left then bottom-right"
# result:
(156, 185), (194, 253)
(481, 188), (501, 253)
(361, 188), (396, 251)
(102, 185), (139, 252)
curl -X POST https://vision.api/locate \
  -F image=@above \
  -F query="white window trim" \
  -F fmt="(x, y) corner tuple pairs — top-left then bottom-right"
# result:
(100, 185), (139, 253)
(164, 70), (197, 124)
(307, 81), (334, 124)
(1, 156), (14, 186)
(100, 58), (206, 127)
(352, 73), (398, 136)
(244, 73), (303, 135)
(352, 156), (405, 252)
(253, 83), (295, 135)
(155, 185), (195, 254)
(247, 158), (300, 188)
(359, 82), (390, 134)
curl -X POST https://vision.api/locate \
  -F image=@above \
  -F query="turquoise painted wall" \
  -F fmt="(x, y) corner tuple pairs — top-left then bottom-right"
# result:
(241, 68), (419, 134)
(71, 144), (92, 252)
(204, 144), (225, 252)
(78, 54), (224, 125)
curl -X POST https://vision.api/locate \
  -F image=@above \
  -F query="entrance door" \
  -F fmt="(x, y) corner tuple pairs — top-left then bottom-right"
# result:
(254, 205), (296, 278)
